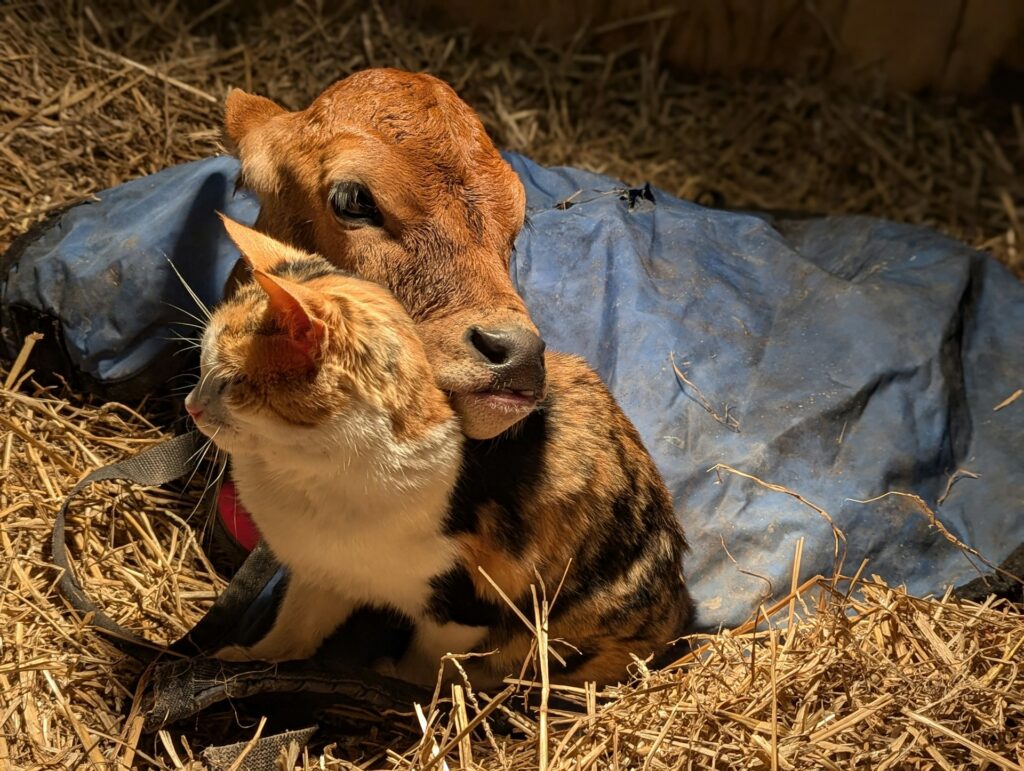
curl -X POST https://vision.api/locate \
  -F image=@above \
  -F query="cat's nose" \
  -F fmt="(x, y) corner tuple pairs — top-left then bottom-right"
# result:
(184, 392), (204, 421)
(467, 325), (546, 393)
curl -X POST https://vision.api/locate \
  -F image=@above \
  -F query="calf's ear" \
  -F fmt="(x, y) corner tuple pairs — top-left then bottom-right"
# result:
(224, 88), (286, 152)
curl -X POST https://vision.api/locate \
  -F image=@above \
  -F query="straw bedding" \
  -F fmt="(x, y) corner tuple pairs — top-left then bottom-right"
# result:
(1, 1), (1022, 769)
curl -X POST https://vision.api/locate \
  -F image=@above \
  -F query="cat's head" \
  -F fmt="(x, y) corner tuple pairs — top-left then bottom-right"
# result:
(185, 216), (455, 456)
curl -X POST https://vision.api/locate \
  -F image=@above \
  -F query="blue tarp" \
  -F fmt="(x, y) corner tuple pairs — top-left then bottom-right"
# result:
(4, 153), (1022, 629)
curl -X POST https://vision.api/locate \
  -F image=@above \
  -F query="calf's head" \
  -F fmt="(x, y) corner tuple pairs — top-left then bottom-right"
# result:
(223, 69), (543, 439)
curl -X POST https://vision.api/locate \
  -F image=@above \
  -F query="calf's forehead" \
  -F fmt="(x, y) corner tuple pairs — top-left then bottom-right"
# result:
(305, 74), (506, 187)
(310, 70), (474, 132)
(240, 69), (528, 289)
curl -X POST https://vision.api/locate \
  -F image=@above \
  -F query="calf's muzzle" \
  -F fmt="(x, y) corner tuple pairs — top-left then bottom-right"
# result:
(467, 325), (546, 395)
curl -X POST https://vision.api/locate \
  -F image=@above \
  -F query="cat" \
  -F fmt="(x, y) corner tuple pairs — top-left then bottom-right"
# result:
(189, 215), (693, 688)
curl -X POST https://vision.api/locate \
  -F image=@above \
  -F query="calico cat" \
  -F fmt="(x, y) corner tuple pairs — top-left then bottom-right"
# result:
(189, 216), (693, 687)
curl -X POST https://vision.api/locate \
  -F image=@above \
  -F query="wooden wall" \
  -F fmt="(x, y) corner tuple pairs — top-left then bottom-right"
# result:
(411, 0), (1024, 93)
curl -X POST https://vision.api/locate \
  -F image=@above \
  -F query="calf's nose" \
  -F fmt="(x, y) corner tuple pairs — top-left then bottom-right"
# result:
(468, 325), (546, 393)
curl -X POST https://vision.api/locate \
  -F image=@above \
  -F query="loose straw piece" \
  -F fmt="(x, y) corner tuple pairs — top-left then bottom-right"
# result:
(226, 716), (268, 771)
(533, 584), (551, 771)
(848, 491), (1022, 584)
(3, 333), (43, 391)
(710, 464), (848, 575)
(414, 703), (451, 771)
(993, 388), (1022, 412)
(903, 709), (1024, 771)
(41, 670), (106, 767)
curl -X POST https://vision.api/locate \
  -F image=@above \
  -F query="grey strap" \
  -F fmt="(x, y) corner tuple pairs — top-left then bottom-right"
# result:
(50, 432), (435, 757)
(51, 431), (207, 661)
(201, 727), (319, 771)
(142, 655), (429, 733)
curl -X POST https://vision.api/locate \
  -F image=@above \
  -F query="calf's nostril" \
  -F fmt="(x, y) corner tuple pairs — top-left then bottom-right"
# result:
(469, 327), (512, 365)
(467, 325), (547, 392)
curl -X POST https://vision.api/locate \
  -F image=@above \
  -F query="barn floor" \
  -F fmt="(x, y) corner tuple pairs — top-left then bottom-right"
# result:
(0, 1), (1022, 769)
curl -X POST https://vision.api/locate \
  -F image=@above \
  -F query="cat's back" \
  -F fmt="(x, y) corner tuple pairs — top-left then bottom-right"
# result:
(445, 351), (693, 686)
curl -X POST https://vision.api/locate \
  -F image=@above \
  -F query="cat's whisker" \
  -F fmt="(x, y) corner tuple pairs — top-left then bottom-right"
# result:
(163, 301), (210, 329)
(163, 254), (213, 321)
(161, 337), (201, 349)
(184, 434), (214, 469)
(182, 438), (214, 493)
(188, 443), (227, 523)
(168, 319), (208, 332)
(169, 375), (199, 386)
(164, 330), (201, 342)
(161, 335), (203, 353)
(197, 363), (227, 394)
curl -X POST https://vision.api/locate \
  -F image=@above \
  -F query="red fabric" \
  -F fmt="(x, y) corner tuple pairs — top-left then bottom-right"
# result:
(217, 480), (260, 552)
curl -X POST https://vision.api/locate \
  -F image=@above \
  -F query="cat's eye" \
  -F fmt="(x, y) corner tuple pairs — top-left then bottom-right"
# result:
(216, 376), (245, 396)
(329, 182), (381, 226)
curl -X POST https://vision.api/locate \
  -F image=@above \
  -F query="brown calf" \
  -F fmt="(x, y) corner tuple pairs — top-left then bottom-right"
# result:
(225, 69), (542, 439)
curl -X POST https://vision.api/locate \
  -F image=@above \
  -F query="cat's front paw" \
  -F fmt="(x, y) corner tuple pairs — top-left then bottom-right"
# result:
(215, 644), (258, 662)
(371, 657), (399, 677)
(214, 638), (320, 663)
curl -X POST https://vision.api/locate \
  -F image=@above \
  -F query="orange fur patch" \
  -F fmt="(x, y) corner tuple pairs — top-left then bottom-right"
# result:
(212, 220), (455, 438)
(457, 519), (536, 606)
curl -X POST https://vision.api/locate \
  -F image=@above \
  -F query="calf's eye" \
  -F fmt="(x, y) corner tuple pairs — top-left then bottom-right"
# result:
(329, 182), (381, 225)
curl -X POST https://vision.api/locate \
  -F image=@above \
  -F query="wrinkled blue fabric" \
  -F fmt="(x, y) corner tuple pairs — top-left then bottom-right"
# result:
(4, 154), (1022, 628)
(3, 157), (259, 384)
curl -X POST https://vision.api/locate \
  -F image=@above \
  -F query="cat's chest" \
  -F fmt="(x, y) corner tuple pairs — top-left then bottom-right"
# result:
(235, 468), (460, 614)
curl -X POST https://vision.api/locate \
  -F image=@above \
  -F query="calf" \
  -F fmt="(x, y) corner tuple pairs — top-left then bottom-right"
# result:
(222, 69), (694, 686)
(225, 69), (539, 440)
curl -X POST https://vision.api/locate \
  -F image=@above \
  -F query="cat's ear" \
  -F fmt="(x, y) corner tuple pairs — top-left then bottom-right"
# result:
(220, 213), (310, 273)
(252, 269), (328, 360)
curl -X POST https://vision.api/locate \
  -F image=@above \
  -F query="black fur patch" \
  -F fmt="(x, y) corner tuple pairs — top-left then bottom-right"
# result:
(443, 403), (549, 556)
(271, 256), (344, 283)
(427, 566), (502, 628)
(318, 603), (414, 666)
